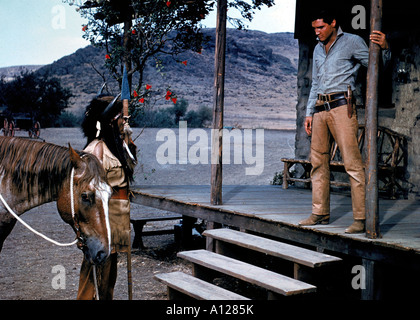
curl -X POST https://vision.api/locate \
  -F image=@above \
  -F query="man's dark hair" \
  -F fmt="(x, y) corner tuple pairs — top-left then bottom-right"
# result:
(311, 9), (339, 27)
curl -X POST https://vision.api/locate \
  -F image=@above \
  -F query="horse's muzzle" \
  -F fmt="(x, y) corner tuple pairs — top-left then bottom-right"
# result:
(83, 237), (110, 265)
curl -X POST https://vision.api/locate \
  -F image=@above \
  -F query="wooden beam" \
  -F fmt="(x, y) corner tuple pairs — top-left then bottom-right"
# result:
(365, 0), (382, 239)
(210, 0), (227, 205)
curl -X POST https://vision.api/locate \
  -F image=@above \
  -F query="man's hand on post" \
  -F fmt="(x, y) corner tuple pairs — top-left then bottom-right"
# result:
(370, 30), (389, 50)
(304, 116), (313, 136)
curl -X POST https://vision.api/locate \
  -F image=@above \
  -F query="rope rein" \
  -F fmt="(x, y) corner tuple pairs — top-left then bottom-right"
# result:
(0, 168), (78, 247)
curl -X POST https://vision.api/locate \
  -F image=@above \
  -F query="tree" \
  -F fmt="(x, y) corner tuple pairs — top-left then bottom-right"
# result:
(185, 104), (212, 127)
(36, 75), (73, 126)
(171, 98), (188, 124)
(0, 71), (72, 127)
(64, 0), (274, 106)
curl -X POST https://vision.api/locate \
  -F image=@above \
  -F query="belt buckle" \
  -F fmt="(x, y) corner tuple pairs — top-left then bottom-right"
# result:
(324, 101), (331, 111)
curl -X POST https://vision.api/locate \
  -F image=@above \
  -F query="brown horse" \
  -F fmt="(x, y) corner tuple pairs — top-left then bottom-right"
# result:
(0, 137), (112, 265)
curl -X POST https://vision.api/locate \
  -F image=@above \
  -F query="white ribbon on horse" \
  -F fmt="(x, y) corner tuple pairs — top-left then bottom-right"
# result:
(0, 167), (80, 247)
(0, 192), (78, 247)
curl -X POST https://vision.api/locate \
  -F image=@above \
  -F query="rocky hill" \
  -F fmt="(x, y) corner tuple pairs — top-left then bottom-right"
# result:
(2, 28), (299, 130)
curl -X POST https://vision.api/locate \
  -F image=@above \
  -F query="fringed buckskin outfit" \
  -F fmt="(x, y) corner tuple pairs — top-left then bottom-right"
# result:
(85, 139), (131, 252)
(77, 140), (131, 300)
(77, 95), (136, 300)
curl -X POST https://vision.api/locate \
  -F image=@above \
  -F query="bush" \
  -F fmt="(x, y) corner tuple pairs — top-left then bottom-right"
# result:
(184, 105), (212, 127)
(132, 98), (211, 128)
(270, 171), (284, 185)
(53, 111), (81, 127)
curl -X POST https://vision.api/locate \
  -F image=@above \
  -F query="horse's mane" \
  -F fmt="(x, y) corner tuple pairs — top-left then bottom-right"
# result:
(0, 137), (105, 200)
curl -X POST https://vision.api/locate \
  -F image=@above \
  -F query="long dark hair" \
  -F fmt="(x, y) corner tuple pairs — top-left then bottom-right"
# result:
(81, 96), (135, 182)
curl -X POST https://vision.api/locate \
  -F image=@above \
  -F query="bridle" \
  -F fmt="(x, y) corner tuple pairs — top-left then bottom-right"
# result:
(70, 167), (86, 250)
(70, 165), (100, 300)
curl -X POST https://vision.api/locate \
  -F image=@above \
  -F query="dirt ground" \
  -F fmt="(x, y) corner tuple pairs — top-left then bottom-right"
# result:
(0, 127), (296, 300)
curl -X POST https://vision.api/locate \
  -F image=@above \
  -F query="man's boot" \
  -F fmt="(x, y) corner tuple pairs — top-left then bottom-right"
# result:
(299, 214), (330, 226)
(345, 220), (365, 234)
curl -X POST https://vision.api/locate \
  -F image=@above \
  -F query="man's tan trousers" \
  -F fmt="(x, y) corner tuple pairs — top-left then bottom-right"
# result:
(310, 104), (366, 220)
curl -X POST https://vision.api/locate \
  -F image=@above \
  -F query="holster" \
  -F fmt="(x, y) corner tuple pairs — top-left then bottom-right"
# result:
(347, 85), (353, 118)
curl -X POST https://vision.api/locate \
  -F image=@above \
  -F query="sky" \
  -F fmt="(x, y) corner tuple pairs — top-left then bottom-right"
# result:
(0, 0), (296, 68)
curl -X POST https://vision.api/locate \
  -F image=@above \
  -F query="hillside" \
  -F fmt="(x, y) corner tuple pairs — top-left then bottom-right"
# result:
(2, 28), (299, 130)
(0, 65), (43, 82)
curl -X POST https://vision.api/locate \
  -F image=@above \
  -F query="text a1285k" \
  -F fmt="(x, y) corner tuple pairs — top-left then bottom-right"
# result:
(166, 304), (254, 317)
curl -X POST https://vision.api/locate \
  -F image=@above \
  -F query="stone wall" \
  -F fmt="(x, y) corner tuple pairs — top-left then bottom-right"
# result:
(294, 41), (313, 161)
(390, 35), (420, 196)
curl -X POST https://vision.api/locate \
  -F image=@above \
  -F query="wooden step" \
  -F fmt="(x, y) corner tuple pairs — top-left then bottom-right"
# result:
(203, 228), (342, 268)
(154, 271), (250, 300)
(178, 249), (316, 297)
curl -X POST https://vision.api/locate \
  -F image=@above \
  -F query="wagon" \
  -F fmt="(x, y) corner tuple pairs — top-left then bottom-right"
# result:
(2, 114), (42, 140)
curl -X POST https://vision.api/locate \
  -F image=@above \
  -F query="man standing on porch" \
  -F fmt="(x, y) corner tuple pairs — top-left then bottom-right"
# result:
(299, 9), (390, 233)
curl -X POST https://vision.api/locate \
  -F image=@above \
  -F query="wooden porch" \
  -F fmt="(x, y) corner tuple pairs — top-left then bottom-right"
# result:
(131, 184), (420, 299)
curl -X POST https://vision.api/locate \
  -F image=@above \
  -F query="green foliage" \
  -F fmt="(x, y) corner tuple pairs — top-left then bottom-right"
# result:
(64, 0), (274, 106)
(75, 0), (213, 92)
(270, 171), (284, 186)
(184, 105), (213, 128)
(0, 71), (72, 127)
(53, 110), (81, 128)
(171, 99), (189, 124)
(132, 98), (211, 128)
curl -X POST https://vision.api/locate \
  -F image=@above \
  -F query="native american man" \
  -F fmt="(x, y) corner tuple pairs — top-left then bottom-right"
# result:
(77, 95), (136, 299)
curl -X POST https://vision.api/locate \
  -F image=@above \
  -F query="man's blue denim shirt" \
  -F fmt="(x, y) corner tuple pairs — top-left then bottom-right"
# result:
(306, 27), (391, 117)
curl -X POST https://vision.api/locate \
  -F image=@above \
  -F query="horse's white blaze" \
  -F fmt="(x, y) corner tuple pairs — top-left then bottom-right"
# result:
(92, 180), (112, 253)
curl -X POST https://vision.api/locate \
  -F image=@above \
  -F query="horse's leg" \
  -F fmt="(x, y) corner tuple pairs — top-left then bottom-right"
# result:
(0, 213), (18, 253)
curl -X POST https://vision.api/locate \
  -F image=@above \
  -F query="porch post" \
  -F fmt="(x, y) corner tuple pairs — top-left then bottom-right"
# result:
(210, 0), (227, 205)
(365, 0), (382, 239)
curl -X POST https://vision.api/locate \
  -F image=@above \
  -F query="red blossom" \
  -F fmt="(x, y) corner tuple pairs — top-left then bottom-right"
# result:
(132, 29), (136, 35)
(182, 60), (187, 66)
(133, 90), (139, 97)
(166, 1), (171, 7)
(146, 84), (152, 90)
(105, 54), (111, 59)
(139, 98), (145, 103)
(165, 90), (176, 103)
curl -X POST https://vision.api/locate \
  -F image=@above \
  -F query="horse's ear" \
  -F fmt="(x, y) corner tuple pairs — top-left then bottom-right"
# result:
(68, 143), (82, 168)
